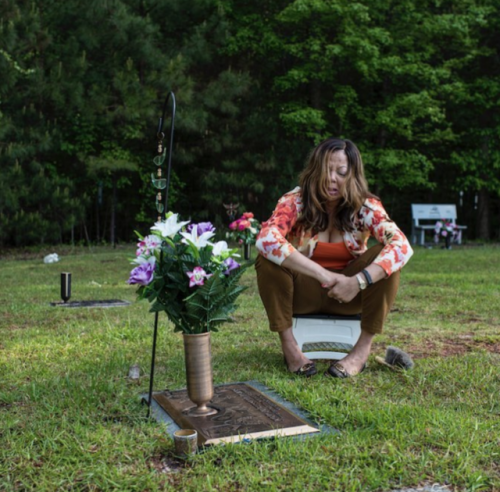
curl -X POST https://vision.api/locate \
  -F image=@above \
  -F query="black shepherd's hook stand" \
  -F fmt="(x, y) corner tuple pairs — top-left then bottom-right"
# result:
(146, 91), (176, 417)
(156, 92), (176, 211)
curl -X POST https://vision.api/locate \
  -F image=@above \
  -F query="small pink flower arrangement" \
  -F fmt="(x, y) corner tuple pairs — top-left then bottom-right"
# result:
(228, 212), (261, 245)
(434, 220), (460, 246)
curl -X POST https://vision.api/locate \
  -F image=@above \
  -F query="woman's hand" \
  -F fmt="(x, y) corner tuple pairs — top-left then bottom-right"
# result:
(318, 270), (343, 289)
(322, 274), (360, 303)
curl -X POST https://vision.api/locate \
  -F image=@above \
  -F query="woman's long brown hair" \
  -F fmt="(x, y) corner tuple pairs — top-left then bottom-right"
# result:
(297, 138), (375, 233)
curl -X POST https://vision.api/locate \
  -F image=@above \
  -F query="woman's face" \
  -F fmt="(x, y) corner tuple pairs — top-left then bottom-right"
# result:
(326, 150), (348, 201)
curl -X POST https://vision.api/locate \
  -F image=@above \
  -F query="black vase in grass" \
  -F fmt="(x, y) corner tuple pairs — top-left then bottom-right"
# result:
(243, 244), (251, 261)
(61, 272), (71, 303)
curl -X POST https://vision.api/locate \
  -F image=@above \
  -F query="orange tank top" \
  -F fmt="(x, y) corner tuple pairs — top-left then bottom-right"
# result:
(311, 241), (353, 270)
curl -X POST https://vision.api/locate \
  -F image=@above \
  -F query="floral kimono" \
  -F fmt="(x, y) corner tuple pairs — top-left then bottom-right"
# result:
(256, 187), (413, 277)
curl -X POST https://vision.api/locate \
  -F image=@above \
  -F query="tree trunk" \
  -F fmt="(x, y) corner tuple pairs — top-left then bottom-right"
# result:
(96, 181), (103, 243)
(476, 188), (490, 240)
(310, 79), (321, 110)
(110, 174), (117, 248)
(83, 221), (91, 248)
(310, 78), (322, 138)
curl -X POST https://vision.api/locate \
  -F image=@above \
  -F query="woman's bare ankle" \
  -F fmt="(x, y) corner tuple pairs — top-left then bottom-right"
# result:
(334, 331), (374, 374)
(281, 342), (311, 372)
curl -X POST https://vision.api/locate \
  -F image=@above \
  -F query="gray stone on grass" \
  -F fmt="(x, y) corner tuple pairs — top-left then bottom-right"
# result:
(128, 364), (141, 380)
(390, 485), (452, 492)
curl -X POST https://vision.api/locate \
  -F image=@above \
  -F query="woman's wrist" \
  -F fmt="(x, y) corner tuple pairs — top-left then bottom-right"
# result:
(363, 263), (387, 284)
(317, 268), (332, 286)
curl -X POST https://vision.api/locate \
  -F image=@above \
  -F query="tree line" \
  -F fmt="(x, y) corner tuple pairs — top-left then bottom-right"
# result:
(1, 0), (499, 247)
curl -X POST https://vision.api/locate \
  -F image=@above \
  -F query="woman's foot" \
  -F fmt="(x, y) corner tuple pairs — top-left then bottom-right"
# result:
(282, 341), (313, 373)
(327, 330), (374, 377)
(331, 352), (368, 376)
(279, 328), (313, 373)
(326, 358), (366, 378)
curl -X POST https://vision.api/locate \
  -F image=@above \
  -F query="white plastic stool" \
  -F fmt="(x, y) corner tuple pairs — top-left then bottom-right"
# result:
(292, 314), (361, 360)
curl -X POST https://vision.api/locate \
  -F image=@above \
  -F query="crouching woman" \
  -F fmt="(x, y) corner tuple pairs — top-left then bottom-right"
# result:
(255, 137), (413, 378)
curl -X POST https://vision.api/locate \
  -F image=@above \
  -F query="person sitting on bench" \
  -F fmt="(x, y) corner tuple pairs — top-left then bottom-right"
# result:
(255, 137), (413, 378)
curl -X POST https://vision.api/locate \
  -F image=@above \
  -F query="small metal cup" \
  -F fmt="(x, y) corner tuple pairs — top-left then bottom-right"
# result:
(173, 429), (198, 457)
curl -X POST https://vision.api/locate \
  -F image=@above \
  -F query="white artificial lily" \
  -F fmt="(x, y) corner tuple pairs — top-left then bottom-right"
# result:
(151, 214), (190, 239)
(212, 240), (230, 257)
(144, 234), (162, 250)
(180, 227), (215, 249)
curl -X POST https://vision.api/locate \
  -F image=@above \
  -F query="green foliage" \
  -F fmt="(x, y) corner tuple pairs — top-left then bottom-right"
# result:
(1, 0), (500, 244)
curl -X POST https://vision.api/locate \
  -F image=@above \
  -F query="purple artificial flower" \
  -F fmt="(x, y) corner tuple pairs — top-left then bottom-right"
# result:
(186, 266), (212, 287)
(223, 257), (240, 275)
(127, 262), (155, 286)
(187, 222), (216, 235)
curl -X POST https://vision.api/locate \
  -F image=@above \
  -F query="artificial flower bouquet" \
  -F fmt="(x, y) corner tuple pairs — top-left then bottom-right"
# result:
(434, 220), (460, 245)
(127, 213), (248, 334)
(228, 212), (261, 245)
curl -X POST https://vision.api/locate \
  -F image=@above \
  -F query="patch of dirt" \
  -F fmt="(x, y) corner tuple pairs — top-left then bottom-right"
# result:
(375, 334), (500, 360)
(149, 453), (189, 475)
(149, 453), (193, 488)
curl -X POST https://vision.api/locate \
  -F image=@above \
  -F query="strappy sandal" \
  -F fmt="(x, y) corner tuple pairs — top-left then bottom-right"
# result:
(325, 361), (366, 379)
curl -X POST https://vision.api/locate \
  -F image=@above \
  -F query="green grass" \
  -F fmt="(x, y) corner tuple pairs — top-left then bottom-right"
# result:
(1, 245), (499, 491)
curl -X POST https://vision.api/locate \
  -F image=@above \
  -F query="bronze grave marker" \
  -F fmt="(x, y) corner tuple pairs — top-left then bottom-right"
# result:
(152, 382), (320, 446)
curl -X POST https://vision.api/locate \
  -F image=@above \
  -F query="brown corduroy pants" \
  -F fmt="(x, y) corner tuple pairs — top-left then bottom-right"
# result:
(255, 244), (400, 334)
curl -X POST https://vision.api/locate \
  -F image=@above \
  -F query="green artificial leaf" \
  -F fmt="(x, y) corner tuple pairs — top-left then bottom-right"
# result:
(149, 301), (166, 313)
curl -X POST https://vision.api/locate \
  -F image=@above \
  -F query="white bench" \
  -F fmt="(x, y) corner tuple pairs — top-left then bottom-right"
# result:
(411, 204), (467, 246)
(292, 314), (361, 360)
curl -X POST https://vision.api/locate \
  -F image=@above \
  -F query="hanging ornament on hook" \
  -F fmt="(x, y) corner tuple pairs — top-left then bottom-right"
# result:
(157, 132), (165, 154)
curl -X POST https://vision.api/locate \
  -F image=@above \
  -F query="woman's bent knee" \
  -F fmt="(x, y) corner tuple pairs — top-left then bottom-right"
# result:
(255, 254), (295, 331)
